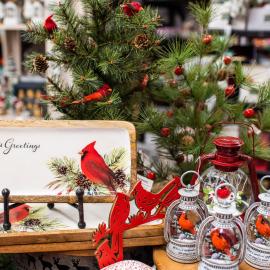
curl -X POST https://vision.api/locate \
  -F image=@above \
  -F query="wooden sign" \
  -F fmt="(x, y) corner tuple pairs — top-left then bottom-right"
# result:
(0, 120), (136, 204)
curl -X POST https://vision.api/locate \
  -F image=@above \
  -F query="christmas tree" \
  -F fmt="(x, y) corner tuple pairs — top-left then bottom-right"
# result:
(137, 2), (270, 182)
(23, 0), (162, 120)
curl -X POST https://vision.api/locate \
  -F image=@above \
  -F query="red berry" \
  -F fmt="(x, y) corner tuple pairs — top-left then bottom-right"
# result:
(147, 171), (156, 180)
(166, 111), (174, 118)
(243, 108), (256, 118)
(174, 66), (184, 76)
(225, 85), (235, 97)
(161, 127), (170, 137)
(223, 56), (232, 65)
(202, 34), (213, 45)
(217, 187), (231, 199)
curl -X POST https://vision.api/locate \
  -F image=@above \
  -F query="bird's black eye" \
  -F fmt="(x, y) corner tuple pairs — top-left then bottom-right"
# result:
(81, 151), (88, 160)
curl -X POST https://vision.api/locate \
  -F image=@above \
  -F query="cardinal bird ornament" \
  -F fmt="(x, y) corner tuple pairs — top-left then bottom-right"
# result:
(0, 204), (30, 224)
(79, 141), (115, 192)
(72, 84), (112, 105)
(43, 15), (57, 33)
(256, 214), (270, 238)
(132, 179), (180, 216)
(178, 212), (196, 235)
(122, 2), (143, 16)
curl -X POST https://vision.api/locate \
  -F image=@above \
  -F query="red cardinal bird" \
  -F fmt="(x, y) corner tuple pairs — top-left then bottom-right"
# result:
(109, 193), (130, 257)
(72, 84), (112, 105)
(132, 179), (180, 216)
(43, 15), (57, 33)
(0, 204), (30, 224)
(95, 239), (118, 269)
(79, 141), (115, 192)
(256, 214), (270, 238)
(178, 212), (196, 235)
(211, 229), (235, 260)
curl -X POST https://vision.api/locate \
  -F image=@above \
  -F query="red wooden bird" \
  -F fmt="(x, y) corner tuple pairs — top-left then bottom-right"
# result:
(132, 180), (180, 216)
(95, 239), (118, 269)
(72, 84), (112, 105)
(109, 193), (131, 257)
(256, 214), (270, 238)
(79, 141), (115, 191)
(0, 204), (30, 224)
(178, 212), (196, 235)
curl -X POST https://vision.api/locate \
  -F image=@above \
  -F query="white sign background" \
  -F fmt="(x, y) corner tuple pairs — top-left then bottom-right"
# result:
(0, 127), (131, 195)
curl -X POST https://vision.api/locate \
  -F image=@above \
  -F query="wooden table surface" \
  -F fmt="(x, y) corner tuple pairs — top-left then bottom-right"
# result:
(153, 248), (257, 270)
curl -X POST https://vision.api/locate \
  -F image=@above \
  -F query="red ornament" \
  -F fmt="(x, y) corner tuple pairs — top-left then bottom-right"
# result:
(122, 2), (143, 17)
(161, 127), (170, 137)
(43, 15), (57, 33)
(166, 111), (174, 118)
(217, 186), (231, 199)
(223, 56), (232, 65)
(93, 178), (181, 268)
(202, 34), (213, 45)
(225, 85), (235, 97)
(146, 171), (156, 180)
(243, 108), (256, 118)
(174, 66), (184, 76)
(141, 74), (149, 89)
(71, 84), (112, 105)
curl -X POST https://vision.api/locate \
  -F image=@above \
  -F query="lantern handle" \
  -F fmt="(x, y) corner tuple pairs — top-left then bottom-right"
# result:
(203, 121), (256, 156)
(260, 175), (270, 193)
(180, 170), (201, 190)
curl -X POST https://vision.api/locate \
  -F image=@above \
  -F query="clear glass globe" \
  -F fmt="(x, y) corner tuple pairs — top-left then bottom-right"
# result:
(201, 166), (252, 216)
(200, 222), (243, 264)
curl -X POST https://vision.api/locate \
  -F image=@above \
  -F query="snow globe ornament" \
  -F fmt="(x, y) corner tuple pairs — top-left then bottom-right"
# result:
(164, 171), (208, 263)
(244, 175), (270, 269)
(197, 183), (246, 270)
(198, 136), (259, 216)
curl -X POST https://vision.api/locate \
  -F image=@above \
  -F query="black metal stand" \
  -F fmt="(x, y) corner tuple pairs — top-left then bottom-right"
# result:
(2, 189), (11, 231)
(46, 188), (86, 229)
(76, 188), (86, 229)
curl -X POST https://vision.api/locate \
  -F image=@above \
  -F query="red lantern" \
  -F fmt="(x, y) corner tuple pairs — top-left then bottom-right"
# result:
(196, 136), (259, 216)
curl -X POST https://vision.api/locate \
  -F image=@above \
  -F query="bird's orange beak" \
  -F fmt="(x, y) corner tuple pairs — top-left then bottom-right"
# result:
(78, 151), (83, 155)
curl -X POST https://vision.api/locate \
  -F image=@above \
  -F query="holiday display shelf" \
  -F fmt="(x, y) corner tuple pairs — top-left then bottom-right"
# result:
(153, 248), (256, 270)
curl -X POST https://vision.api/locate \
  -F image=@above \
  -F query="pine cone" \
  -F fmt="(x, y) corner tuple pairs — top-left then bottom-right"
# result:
(76, 174), (92, 190)
(64, 37), (76, 52)
(23, 219), (41, 227)
(181, 135), (195, 147)
(57, 166), (67, 175)
(33, 55), (48, 73)
(133, 34), (151, 49)
(112, 169), (126, 189)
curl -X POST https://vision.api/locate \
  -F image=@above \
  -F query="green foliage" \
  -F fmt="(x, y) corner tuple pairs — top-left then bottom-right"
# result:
(23, 0), (162, 120)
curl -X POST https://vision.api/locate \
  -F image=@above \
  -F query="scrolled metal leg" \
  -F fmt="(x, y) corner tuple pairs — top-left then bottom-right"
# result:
(2, 189), (11, 231)
(76, 188), (86, 229)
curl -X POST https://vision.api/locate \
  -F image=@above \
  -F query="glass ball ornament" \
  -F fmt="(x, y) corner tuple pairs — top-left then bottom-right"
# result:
(164, 171), (208, 263)
(197, 183), (246, 270)
(244, 176), (270, 270)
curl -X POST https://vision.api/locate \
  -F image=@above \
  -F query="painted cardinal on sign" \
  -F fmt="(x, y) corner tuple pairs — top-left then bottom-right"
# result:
(72, 84), (112, 105)
(79, 141), (115, 192)
(178, 212), (196, 235)
(132, 178), (180, 216)
(0, 204), (30, 224)
(256, 214), (270, 238)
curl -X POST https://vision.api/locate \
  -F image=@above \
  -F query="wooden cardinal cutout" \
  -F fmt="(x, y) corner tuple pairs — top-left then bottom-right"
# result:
(93, 178), (181, 269)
